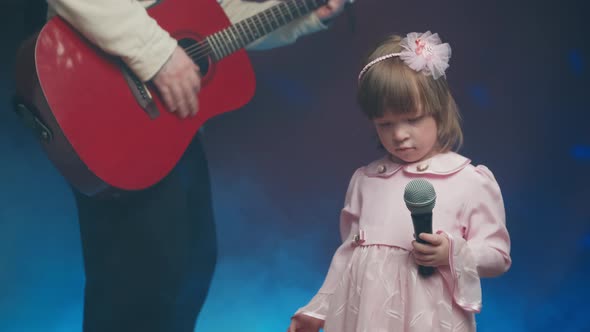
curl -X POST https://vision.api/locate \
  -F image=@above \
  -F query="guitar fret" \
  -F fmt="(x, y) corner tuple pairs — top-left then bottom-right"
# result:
(220, 32), (231, 57)
(219, 29), (233, 56)
(206, 36), (220, 61)
(252, 15), (266, 39)
(267, 9), (278, 29)
(270, 7), (281, 26)
(247, 17), (258, 41)
(257, 11), (269, 35)
(217, 31), (228, 55)
(262, 12), (272, 34)
(213, 32), (226, 58)
(228, 26), (242, 51)
(209, 0), (325, 61)
(278, 3), (290, 22)
(287, 2), (295, 21)
(283, 3), (290, 22)
(242, 19), (254, 44)
(221, 32), (232, 57)
(251, 15), (261, 38)
(211, 34), (225, 59)
(222, 29), (235, 54)
(235, 22), (248, 47)
(231, 28), (242, 51)
(301, 0), (311, 13)
(293, 0), (303, 17)
(295, 1), (302, 18)
(261, 9), (270, 30)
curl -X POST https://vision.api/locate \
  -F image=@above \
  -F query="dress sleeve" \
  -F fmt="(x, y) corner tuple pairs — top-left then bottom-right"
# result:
(293, 167), (363, 320)
(437, 165), (512, 313)
(221, 0), (328, 51)
(47, 0), (177, 82)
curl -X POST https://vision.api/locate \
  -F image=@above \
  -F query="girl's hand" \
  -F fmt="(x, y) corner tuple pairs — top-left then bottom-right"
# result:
(287, 314), (324, 332)
(412, 233), (450, 267)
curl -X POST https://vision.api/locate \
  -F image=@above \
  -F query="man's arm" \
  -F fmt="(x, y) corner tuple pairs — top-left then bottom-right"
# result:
(47, 0), (200, 118)
(47, 0), (176, 81)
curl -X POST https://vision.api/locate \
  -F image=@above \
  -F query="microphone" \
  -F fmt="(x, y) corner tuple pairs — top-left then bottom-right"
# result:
(404, 179), (437, 277)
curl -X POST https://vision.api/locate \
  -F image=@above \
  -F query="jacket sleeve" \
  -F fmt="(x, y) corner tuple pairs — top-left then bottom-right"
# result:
(222, 0), (328, 50)
(438, 165), (512, 313)
(293, 167), (363, 320)
(47, 0), (177, 82)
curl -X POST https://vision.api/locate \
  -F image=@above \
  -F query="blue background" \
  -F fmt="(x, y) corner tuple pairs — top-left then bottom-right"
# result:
(1, 0), (589, 331)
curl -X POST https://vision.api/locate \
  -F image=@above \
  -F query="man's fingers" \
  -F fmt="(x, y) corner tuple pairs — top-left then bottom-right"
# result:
(188, 72), (201, 116)
(158, 86), (176, 114)
(180, 70), (200, 116)
(169, 83), (189, 117)
(184, 91), (198, 117)
(152, 46), (203, 119)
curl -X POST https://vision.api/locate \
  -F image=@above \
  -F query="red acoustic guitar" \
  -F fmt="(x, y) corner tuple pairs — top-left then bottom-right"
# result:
(14, 0), (327, 196)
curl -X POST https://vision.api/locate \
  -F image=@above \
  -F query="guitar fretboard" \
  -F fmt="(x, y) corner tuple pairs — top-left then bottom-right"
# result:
(187, 0), (326, 62)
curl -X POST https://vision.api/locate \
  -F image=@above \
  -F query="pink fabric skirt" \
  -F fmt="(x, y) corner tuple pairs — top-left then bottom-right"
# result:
(322, 245), (476, 332)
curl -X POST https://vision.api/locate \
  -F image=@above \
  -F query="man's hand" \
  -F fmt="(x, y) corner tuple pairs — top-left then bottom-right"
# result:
(287, 314), (323, 332)
(152, 46), (201, 119)
(412, 233), (450, 267)
(314, 0), (348, 23)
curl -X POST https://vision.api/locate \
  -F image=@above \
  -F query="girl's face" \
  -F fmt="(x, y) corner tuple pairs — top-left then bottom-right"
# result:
(373, 108), (439, 163)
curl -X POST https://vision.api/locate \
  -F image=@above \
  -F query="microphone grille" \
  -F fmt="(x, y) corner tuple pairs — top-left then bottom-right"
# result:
(404, 179), (437, 214)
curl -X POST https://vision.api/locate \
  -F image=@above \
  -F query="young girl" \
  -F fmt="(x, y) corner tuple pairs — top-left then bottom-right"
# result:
(287, 31), (512, 332)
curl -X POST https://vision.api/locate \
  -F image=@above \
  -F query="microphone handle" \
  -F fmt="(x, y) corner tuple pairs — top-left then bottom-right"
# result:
(412, 212), (435, 277)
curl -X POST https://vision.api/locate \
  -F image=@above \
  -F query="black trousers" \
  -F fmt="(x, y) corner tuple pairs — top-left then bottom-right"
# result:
(72, 136), (217, 332)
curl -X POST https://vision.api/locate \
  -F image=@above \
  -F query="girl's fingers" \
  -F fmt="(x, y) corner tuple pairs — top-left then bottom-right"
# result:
(412, 241), (438, 254)
(414, 253), (434, 262)
(419, 232), (442, 245)
(415, 257), (434, 266)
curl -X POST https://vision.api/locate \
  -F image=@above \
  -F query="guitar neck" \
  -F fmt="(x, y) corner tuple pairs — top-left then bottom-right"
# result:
(205, 0), (327, 61)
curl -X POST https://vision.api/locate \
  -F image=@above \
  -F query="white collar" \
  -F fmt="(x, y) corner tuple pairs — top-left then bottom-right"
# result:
(364, 152), (471, 177)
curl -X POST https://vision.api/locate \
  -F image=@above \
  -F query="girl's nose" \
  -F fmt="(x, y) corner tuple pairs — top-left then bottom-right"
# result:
(392, 126), (410, 142)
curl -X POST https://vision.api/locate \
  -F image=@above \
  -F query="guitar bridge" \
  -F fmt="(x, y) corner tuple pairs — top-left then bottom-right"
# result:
(119, 62), (160, 120)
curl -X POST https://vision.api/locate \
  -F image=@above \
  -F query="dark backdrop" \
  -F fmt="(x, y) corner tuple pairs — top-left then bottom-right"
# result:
(1, 0), (588, 331)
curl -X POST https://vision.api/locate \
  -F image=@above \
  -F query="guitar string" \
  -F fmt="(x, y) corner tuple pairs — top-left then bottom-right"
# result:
(181, 0), (319, 61)
(183, 0), (313, 59)
(183, 0), (313, 56)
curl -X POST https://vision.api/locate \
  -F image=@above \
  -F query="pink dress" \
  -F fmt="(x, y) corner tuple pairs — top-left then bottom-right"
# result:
(294, 152), (512, 332)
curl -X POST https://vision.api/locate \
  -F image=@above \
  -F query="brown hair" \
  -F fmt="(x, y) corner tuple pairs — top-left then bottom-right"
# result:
(357, 35), (463, 152)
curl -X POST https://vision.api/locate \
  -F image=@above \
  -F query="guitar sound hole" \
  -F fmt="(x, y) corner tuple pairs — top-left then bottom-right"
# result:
(179, 38), (211, 76)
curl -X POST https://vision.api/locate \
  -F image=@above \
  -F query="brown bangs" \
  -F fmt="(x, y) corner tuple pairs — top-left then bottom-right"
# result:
(358, 59), (423, 119)
(358, 58), (452, 120)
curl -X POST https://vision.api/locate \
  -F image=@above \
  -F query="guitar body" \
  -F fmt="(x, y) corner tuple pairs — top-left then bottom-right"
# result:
(14, 0), (256, 196)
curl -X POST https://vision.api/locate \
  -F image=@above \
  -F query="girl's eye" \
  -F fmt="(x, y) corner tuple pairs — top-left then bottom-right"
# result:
(378, 122), (392, 128)
(408, 116), (423, 124)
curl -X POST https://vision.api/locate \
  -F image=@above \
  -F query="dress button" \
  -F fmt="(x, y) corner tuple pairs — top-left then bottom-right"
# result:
(377, 165), (386, 173)
(417, 163), (429, 172)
